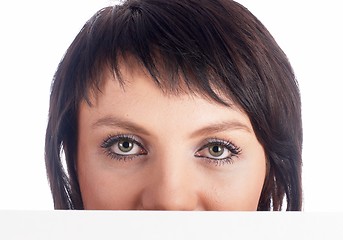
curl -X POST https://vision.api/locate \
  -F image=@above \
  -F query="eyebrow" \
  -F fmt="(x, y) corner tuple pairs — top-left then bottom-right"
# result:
(189, 120), (252, 138)
(92, 116), (151, 136)
(92, 116), (252, 137)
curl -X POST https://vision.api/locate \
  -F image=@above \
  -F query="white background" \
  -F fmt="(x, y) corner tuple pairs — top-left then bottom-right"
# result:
(0, 0), (342, 211)
(1, 212), (343, 239)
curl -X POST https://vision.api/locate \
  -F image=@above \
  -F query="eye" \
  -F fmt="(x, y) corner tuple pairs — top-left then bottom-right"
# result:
(112, 139), (142, 155)
(195, 139), (241, 163)
(101, 135), (147, 160)
(196, 143), (231, 159)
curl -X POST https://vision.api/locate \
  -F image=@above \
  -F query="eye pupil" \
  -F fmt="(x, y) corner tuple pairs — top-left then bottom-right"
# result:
(209, 145), (224, 157)
(118, 140), (133, 152)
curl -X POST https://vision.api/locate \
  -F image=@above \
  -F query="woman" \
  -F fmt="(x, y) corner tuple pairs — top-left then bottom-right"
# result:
(45, 0), (302, 210)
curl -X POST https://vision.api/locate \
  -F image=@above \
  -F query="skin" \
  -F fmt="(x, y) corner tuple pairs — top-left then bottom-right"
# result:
(77, 61), (266, 210)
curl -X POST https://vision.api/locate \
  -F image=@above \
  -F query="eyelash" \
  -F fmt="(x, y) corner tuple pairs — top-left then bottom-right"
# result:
(100, 134), (242, 166)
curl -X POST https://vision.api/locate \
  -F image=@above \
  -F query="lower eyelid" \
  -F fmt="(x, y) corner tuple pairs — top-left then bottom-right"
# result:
(199, 157), (235, 166)
(103, 149), (146, 162)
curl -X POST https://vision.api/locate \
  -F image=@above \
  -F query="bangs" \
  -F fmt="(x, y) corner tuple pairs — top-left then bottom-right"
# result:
(66, 0), (253, 106)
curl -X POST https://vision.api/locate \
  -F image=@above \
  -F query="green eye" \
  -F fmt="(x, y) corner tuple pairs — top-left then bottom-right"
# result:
(195, 139), (242, 163)
(208, 145), (224, 157)
(118, 140), (134, 152)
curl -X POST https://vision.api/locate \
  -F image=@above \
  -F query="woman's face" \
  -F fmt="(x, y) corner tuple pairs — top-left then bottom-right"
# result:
(77, 62), (266, 210)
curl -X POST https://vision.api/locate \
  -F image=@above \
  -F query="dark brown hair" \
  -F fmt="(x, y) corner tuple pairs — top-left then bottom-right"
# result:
(45, 0), (302, 210)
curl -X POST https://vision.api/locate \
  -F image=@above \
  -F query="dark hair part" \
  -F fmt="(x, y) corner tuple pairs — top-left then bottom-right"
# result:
(45, 0), (302, 210)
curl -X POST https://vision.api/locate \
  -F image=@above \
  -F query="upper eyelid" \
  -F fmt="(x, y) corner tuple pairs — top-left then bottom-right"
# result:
(199, 138), (239, 149)
(101, 134), (145, 149)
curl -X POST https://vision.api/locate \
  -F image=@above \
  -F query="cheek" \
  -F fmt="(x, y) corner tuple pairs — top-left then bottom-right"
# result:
(76, 139), (143, 209)
(78, 160), (146, 210)
(203, 170), (265, 210)
(207, 150), (266, 210)
(222, 173), (265, 210)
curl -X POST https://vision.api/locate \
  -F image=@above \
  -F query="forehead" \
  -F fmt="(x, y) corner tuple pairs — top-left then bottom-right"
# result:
(80, 60), (253, 135)
(88, 55), (235, 108)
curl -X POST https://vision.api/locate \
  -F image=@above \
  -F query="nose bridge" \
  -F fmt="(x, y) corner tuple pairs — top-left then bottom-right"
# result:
(141, 150), (199, 210)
